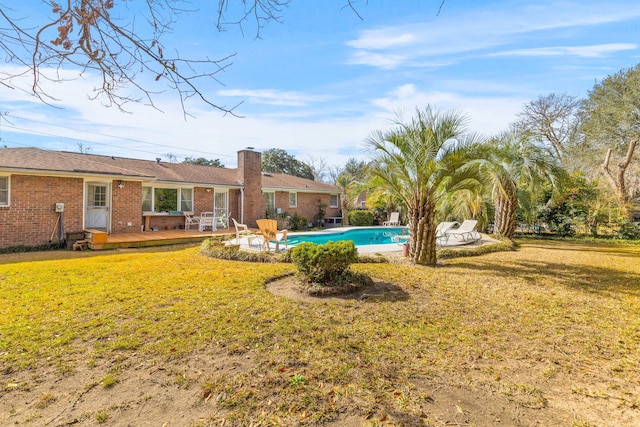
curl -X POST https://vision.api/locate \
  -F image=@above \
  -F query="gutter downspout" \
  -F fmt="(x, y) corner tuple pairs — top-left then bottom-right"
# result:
(240, 187), (245, 224)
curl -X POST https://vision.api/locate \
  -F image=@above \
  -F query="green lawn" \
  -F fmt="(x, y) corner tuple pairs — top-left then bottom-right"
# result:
(1, 240), (639, 426)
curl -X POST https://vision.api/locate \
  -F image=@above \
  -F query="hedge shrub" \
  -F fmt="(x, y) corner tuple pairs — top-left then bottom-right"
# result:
(348, 210), (374, 226)
(291, 241), (358, 284)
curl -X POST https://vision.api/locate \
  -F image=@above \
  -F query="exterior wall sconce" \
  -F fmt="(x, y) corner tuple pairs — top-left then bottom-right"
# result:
(118, 180), (125, 189)
(206, 188), (213, 192)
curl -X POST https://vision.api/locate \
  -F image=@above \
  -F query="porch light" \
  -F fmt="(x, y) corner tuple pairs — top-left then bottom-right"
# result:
(118, 180), (124, 189)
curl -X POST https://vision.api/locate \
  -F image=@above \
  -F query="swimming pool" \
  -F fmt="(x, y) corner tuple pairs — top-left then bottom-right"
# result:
(286, 226), (408, 247)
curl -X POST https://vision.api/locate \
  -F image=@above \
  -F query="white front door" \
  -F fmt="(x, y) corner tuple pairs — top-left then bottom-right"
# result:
(86, 183), (110, 230)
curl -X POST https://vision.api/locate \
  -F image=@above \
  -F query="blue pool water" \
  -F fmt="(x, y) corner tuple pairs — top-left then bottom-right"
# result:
(286, 227), (408, 246)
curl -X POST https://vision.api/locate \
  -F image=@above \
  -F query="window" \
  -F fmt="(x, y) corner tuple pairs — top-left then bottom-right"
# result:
(264, 191), (275, 212)
(289, 192), (297, 208)
(155, 188), (178, 212)
(180, 188), (193, 212)
(142, 187), (153, 211)
(330, 194), (339, 208)
(88, 184), (107, 207)
(0, 176), (8, 206)
(142, 186), (193, 213)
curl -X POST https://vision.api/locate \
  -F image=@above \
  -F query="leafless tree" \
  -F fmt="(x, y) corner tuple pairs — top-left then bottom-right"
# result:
(0, 1), (447, 117)
(515, 93), (581, 161)
(0, 1), (291, 117)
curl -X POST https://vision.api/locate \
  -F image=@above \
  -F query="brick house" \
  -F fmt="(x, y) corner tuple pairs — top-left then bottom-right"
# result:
(0, 147), (341, 249)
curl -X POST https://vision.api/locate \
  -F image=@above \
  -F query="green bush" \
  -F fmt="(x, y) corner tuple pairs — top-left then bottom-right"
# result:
(616, 220), (640, 240)
(291, 241), (358, 284)
(348, 210), (374, 226)
(289, 213), (308, 230)
(199, 238), (287, 263)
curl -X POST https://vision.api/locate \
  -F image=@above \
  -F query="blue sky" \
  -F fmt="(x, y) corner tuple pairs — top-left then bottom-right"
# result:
(1, 0), (639, 170)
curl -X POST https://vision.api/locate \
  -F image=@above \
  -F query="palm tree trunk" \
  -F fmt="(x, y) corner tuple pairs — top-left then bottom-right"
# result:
(493, 189), (518, 238)
(409, 203), (437, 265)
(340, 194), (349, 226)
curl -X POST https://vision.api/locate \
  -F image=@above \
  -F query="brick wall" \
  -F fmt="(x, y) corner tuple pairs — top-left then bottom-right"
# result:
(0, 175), (84, 248)
(272, 191), (340, 225)
(193, 187), (214, 215)
(238, 150), (265, 227)
(228, 189), (240, 224)
(111, 180), (142, 233)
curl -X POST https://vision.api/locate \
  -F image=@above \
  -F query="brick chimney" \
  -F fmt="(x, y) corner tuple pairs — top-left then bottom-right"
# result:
(237, 149), (264, 227)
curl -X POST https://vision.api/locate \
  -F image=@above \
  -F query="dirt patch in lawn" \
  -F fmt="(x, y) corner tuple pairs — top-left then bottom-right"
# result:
(266, 275), (410, 303)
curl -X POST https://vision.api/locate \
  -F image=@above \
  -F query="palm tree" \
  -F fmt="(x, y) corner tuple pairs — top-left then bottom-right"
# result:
(481, 130), (566, 238)
(335, 174), (354, 225)
(367, 106), (485, 266)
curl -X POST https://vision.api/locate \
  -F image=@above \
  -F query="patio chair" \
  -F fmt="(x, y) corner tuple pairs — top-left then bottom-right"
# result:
(383, 212), (401, 226)
(445, 219), (481, 243)
(184, 212), (200, 231)
(435, 221), (457, 246)
(232, 218), (253, 244)
(256, 219), (288, 252)
(198, 212), (217, 232)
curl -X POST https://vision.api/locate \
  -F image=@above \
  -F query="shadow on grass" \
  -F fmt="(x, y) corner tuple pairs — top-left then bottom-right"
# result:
(516, 238), (640, 256)
(0, 243), (201, 265)
(451, 257), (640, 297)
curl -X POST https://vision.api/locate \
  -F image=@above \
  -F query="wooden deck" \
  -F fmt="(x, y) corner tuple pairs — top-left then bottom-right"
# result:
(84, 228), (235, 250)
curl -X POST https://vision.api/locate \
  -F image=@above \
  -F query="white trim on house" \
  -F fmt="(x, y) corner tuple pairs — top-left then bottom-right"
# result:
(0, 174), (10, 207)
(330, 194), (339, 208)
(142, 184), (195, 213)
(264, 191), (276, 211)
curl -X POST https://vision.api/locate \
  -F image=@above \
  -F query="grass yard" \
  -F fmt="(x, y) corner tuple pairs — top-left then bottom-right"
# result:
(1, 239), (639, 426)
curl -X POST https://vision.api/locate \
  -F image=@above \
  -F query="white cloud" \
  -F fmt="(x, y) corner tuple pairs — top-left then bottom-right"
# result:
(216, 89), (332, 106)
(370, 84), (524, 136)
(345, 32), (416, 50)
(345, 2), (640, 69)
(492, 43), (637, 58)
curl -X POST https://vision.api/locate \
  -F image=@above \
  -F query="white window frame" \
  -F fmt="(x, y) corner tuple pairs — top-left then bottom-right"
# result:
(0, 175), (9, 206)
(214, 190), (229, 222)
(264, 191), (275, 212)
(289, 192), (297, 208)
(180, 188), (193, 212)
(142, 185), (194, 213)
(330, 194), (339, 208)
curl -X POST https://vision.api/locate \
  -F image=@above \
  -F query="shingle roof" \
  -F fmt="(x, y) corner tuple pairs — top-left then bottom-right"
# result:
(0, 147), (338, 192)
(261, 172), (338, 192)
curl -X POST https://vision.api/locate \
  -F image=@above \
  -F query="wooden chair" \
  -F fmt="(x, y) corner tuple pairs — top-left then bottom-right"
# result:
(256, 219), (288, 252)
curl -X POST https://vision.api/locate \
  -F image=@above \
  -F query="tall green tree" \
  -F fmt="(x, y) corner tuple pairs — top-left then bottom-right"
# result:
(481, 129), (566, 238)
(262, 148), (314, 180)
(579, 64), (640, 220)
(367, 106), (485, 266)
(183, 157), (224, 167)
(331, 158), (372, 225)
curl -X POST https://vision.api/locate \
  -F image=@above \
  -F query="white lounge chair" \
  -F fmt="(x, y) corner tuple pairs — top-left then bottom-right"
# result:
(383, 212), (401, 226)
(435, 221), (457, 246)
(445, 219), (481, 243)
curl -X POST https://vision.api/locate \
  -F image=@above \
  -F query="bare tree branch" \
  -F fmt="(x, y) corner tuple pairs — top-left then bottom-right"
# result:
(0, 1), (292, 116)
